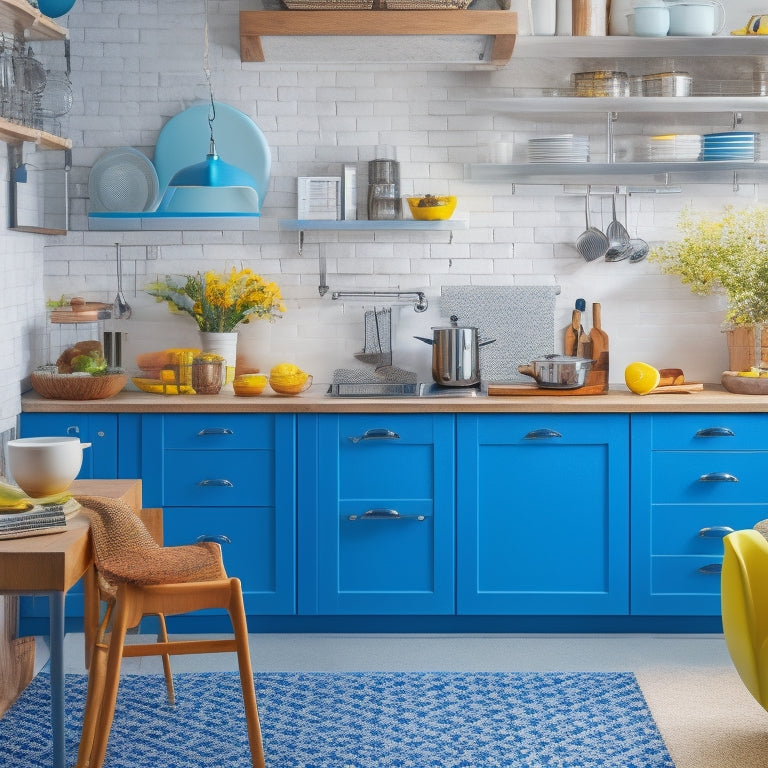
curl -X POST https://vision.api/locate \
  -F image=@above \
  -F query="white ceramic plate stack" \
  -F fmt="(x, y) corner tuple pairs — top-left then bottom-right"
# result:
(647, 134), (702, 162)
(527, 135), (590, 163)
(701, 132), (759, 161)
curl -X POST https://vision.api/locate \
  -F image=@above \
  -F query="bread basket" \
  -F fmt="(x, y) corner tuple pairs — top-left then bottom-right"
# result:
(30, 369), (127, 400)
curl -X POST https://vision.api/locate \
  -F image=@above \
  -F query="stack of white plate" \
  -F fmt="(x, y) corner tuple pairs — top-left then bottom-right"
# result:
(701, 132), (759, 161)
(647, 134), (702, 162)
(527, 135), (590, 163)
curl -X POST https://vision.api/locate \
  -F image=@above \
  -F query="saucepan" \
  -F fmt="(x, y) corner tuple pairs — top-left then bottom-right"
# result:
(415, 316), (496, 387)
(518, 355), (593, 389)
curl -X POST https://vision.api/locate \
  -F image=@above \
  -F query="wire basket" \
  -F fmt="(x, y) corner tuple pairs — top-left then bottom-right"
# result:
(281, 0), (374, 8)
(378, 0), (472, 7)
(30, 370), (127, 400)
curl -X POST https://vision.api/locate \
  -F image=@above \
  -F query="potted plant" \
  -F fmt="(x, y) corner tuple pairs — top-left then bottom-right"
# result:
(650, 204), (768, 371)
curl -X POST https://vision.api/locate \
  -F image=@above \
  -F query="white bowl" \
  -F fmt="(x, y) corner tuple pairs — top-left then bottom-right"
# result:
(7, 437), (91, 498)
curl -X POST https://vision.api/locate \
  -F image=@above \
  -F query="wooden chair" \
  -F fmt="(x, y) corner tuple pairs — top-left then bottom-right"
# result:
(721, 527), (768, 713)
(74, 495), (265, 768)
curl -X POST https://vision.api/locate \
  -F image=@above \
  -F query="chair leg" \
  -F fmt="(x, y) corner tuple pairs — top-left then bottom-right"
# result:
(156, 612), (175, 705)
(85, 595), (132, 768)
(75, 639), (108, 768)
(229, 580), (265, 768)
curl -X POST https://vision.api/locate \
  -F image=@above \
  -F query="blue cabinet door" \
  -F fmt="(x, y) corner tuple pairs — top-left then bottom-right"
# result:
(631, 413), (768, 616)
(456, 414), (630, 615)
(19, 412), (119, 479)
(140, 413), (296, 616)
(299, 413), (455, 615)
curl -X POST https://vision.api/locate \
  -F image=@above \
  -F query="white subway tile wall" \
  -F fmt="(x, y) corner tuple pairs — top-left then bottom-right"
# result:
(2, 0), (762, 422)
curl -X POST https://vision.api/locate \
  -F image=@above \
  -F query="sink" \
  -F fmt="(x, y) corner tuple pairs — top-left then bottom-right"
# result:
(326, 382), (483, 398)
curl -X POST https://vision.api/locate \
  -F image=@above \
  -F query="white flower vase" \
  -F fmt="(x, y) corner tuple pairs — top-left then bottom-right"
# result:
(199, 331), (238, 387)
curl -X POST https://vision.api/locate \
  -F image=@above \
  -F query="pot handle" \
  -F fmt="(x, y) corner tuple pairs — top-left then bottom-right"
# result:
(413, 336), (434, 345)
(479, 338), (496, 347)
(517, 364), (536, 378)
(80, 442), (92, 450)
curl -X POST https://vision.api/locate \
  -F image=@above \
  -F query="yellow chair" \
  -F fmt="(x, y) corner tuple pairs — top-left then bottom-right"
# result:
(74, 495), (265, 768)
(721, 528), (768, 712)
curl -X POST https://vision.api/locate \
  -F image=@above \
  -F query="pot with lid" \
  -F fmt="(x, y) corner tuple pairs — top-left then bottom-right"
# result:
(518, 354), (593, 389)
(414, 316), (496, 387)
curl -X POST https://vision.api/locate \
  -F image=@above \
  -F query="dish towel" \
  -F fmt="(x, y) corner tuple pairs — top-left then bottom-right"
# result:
(440, 285), (559, 383)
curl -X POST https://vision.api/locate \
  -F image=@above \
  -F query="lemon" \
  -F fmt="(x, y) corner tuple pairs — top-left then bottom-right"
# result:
(233, 373), (268, 396)
(270, 363), (301, 378)
(625, 362), (660, 395)
(737, 370), (760, 377)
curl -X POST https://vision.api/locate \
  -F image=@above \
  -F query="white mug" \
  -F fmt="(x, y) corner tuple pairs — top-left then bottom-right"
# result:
(667, 1), (725, 36)
(633, 5), (670, 36)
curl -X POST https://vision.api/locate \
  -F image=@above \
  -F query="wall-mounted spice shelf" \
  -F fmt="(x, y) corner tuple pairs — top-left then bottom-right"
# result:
(240, 10), (517, 66)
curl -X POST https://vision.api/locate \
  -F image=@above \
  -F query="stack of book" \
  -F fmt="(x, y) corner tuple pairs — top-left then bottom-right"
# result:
(0, 498), (81, 540)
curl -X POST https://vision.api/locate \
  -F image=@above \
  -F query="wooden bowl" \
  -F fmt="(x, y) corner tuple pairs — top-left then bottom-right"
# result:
(30, 370), (127, 400)
(721, 371), (768, 395)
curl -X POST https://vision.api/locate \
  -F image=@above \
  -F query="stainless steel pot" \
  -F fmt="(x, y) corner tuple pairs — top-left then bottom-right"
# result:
(414, 316), (496, 387)
(518, 354), (593, 389)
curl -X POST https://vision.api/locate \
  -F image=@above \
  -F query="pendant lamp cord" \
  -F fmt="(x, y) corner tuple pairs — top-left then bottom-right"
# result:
(203, 0), (216, 146)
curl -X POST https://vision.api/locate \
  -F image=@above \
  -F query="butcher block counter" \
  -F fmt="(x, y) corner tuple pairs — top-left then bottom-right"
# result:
(19, 384), (768, 413)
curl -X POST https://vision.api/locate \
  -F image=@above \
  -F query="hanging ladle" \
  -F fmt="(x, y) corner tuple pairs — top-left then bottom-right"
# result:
(113, 242), (132, 319)
(575, 186), (609, 262)
(605, 193), (632, 262)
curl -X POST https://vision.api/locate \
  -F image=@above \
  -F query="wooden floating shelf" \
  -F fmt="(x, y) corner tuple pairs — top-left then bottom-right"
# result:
(0, 117), (71, 149)
(240, 10), (517, 66)
(0, 0), (67, 41)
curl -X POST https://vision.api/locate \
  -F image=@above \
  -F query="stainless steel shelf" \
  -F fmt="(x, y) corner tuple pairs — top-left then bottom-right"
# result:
(466, 161), (768, 185)
(471, 96), (768, 115)
(279, 219), (467, 231)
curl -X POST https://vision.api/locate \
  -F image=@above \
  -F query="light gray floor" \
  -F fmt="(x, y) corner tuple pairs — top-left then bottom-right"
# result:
(35, 632), (734, 676)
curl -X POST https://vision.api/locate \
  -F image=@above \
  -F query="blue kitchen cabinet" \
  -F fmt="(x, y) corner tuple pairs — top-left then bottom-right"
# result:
(18, 412), (121, 479)
(631, 413), (768, 616)
(298, 413), (455, 615)
(456, 414), (630, 615)
(139, 413), (296, 617)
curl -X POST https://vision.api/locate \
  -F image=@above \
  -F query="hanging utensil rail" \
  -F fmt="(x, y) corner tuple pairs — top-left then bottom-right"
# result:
(331, 290), (428, 312)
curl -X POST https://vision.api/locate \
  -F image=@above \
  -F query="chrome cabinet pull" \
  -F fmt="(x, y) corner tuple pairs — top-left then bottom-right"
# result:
(198, 479), (234, 487)
(698, 526), (735, 538)
(197, 427), (234, 436)
(348, 508), (425, 521)
(698, 472), (738, 483)
(196, 533), (232, 544)
(698, 563), (722, 574)
(349, 428), (401, 444)
(695, 427), (735, 438)
(66, 425), (80, 435)
(524, 428), (563, 440)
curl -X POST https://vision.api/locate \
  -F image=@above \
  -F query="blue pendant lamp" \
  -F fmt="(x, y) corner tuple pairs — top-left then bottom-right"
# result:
(158, 8), (260, 215)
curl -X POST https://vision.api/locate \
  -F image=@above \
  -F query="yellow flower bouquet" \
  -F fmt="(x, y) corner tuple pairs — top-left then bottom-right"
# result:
(146, 268), (285, 333)
(650, 205), (768, 327)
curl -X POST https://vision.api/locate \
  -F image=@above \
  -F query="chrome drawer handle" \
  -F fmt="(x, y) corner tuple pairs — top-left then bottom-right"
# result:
(197, 427), (234, 436)
(349, 428), (401, 444)
(698, 526), (735, 538)
(198, 479), (234, 487)
(698, 563), (722, 574)
(695, 427), (735, 438)
(348, 508), (425, 521)
(196, 534), (231, 545)
(698, 472), (738, 483)
(524, 428), (563, 440)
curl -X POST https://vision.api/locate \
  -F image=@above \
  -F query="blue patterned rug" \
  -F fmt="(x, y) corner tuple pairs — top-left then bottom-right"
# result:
(0, 671), (673, 767)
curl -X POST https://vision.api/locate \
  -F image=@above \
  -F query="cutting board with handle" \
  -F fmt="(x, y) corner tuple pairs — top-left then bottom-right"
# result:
(586, 302), (609, 391)
(487, 382), (606, 396)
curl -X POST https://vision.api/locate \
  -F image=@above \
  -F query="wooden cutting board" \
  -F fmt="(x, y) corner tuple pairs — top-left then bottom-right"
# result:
(487, 383), (606, 396)
(586, 302), (609, 391)
(49, 301), (112, 324)
(648, 382), (704, 394)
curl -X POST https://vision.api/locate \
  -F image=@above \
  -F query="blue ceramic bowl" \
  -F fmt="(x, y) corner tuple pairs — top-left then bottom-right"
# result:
(37, 0), (77, 18)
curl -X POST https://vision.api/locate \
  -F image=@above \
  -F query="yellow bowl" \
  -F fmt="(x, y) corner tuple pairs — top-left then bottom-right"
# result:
(269, 374), (313, 395)
(406, 196), (457, 221)
(233, 374), (268, 397)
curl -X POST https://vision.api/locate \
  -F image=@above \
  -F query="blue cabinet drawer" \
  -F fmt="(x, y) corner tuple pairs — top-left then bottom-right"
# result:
(649, 555), (723, 596)
(650, 504), (768, 554)
(162, 414), (275, 450)
(163, 506), (294, 615)
(163, 449), (275, 506)
(651, 451), (768, 504)
(647, 413), (768, 451)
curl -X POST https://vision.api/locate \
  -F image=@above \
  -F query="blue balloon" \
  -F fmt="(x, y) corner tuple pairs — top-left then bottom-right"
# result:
(37, 0), (77, 18)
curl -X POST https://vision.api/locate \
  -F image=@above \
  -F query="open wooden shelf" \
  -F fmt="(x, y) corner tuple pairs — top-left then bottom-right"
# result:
(240, 10), (517, 66)
(0, 0), (66, 41)
(0, 117), (71, 150)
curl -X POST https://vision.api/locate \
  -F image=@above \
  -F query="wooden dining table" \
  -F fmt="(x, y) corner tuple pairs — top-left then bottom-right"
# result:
(0, 479), (155, 768)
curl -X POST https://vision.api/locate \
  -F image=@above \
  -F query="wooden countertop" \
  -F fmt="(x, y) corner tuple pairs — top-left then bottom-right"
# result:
(19, 384), (768, 413)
